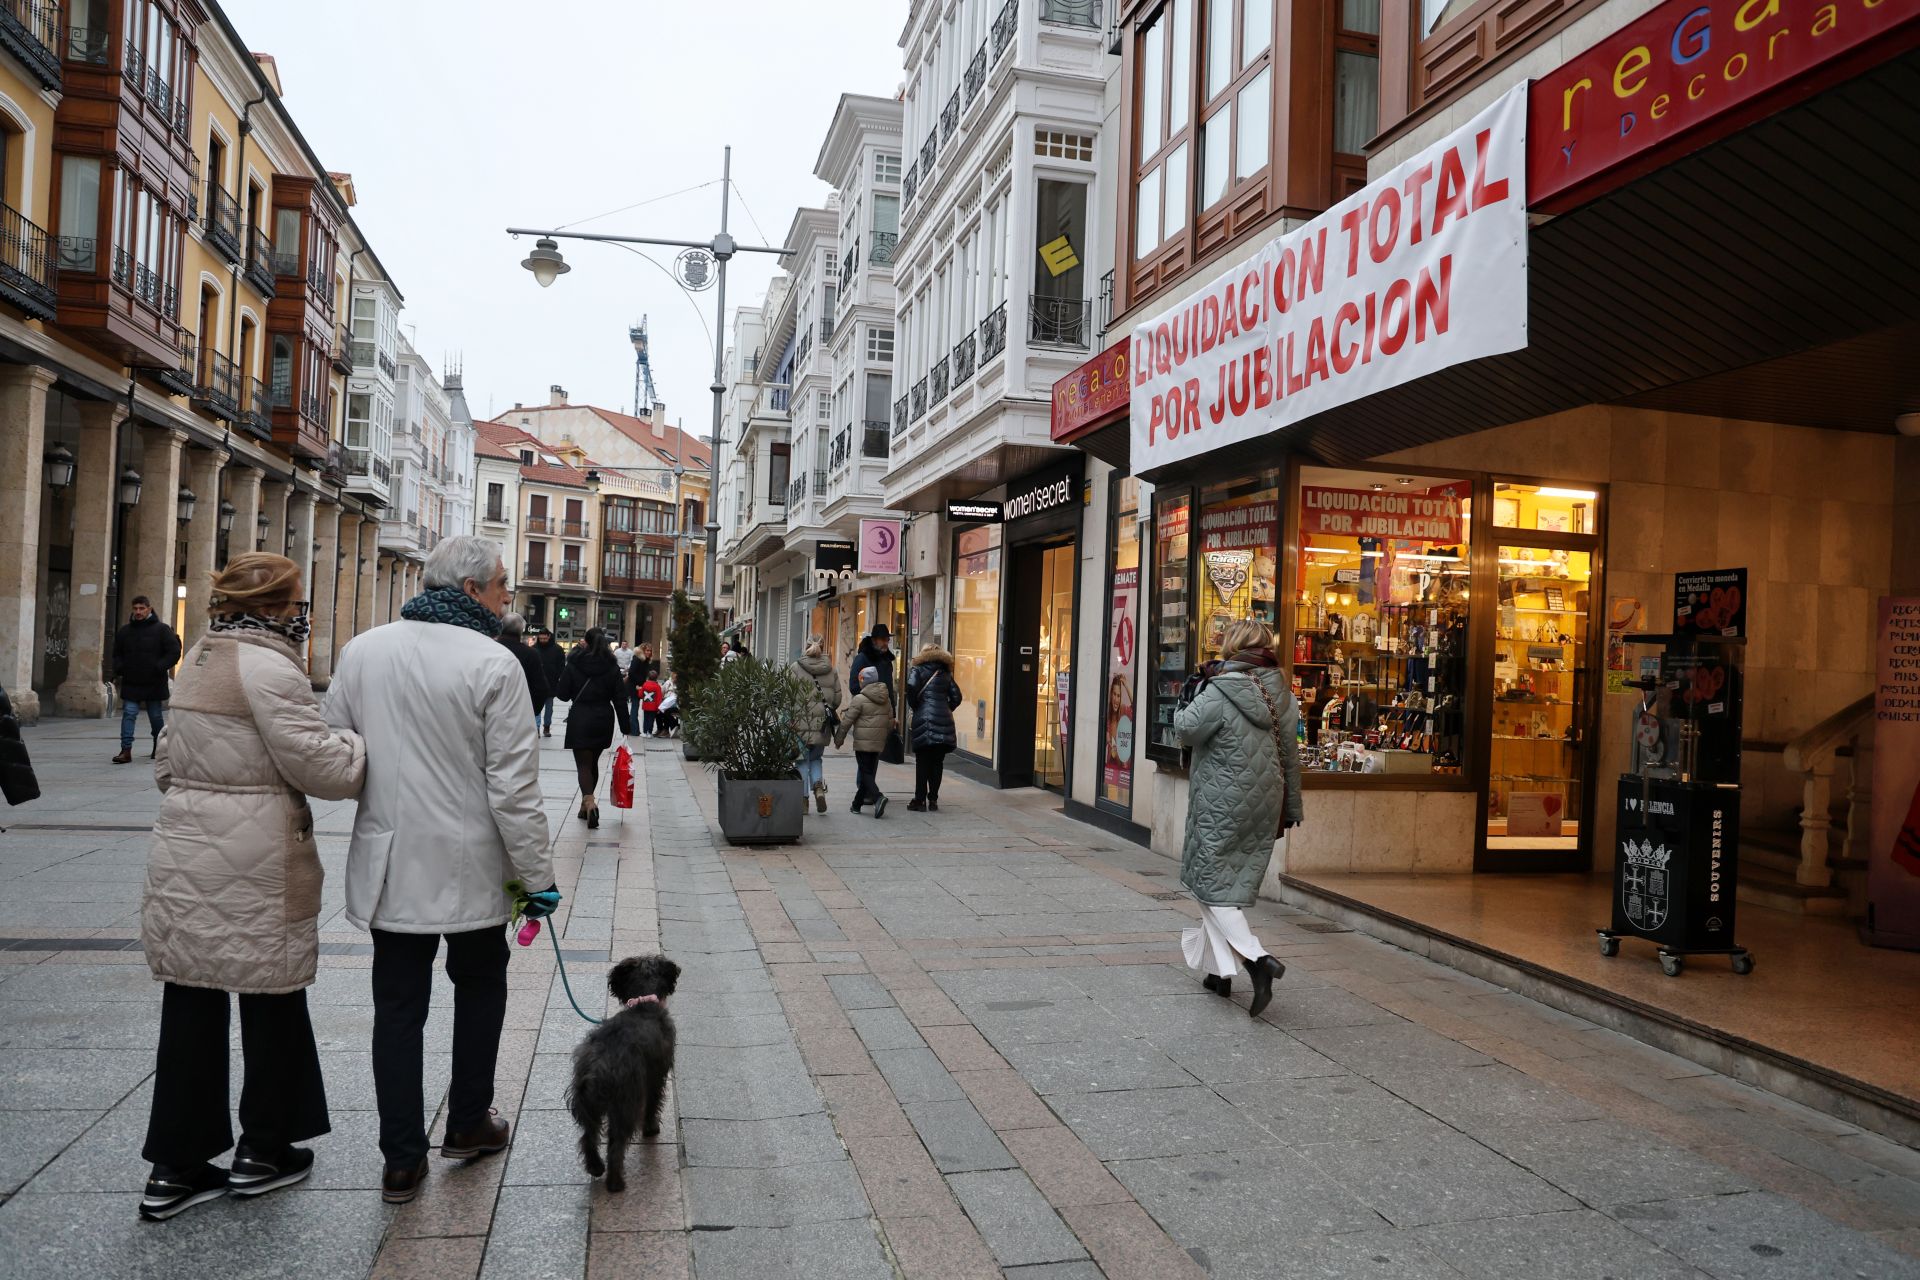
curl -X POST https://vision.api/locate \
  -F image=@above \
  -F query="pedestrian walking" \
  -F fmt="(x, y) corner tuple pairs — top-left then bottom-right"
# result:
(613, 637), (637, 725)
(533, 627), (566, 737)
(847, 623), (896, 701)
(555, 626), (634, 829)
(904, 643), (962, 812)
(137, 553), (367, 1221)
(112, 594), (182, 763)
(721, 636), (748, 665)
(0, 678), (38, 808)
(1174, 619), (1302, 1018)
(656, 671), (681, 738)
(324, 536), (556, 1205)
(497, 612), (549, 720)
(634, 665), (664, 737)
(835, 666), (894, 817)
(788, 636), (843, 814)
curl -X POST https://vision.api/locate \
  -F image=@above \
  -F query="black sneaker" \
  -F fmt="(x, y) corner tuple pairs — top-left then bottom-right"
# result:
(227, 1142), (314, 1199)
(139, 1162), (228, 1221)
(873, 795), (889, 819)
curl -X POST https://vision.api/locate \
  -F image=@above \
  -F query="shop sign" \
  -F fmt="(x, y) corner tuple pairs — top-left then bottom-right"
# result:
(1199, 495), (1281, 551)
(1672, 567), (1747, 637)
(1529, 0), (1920, 213)
(858, 519), (903, 575)
(1868, 595), (1920, 947)
(1005, 459), (1084, 524)
(1300, 481), (1469, 541)
(1051, 340), (1131, 443)
(947, 499), (1004, 523)
(1130, 85), (1527, 473)
(815, 540), (856, 574)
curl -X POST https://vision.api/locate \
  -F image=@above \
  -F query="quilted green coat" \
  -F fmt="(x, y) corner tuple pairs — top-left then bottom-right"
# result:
(1174, 661), (1304, 907)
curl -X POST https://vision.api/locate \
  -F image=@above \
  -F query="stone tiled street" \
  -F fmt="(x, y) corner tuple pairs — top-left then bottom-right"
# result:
(3, 720), (1918, 1279)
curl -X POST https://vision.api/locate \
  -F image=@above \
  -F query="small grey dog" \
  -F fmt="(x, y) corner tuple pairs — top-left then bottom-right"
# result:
(567, 955), (680, 1192)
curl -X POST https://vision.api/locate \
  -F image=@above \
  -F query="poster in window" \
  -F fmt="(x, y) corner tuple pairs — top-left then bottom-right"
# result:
(1105, 568), (1138, 798)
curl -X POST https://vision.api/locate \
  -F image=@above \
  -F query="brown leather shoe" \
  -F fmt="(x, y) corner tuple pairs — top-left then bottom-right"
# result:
(112, 748), (132, 764)
(441, 1112), (510, 1160)
(381, 1156), (429, 1204)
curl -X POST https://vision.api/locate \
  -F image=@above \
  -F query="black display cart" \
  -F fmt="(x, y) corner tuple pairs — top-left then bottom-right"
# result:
(1597, 615), (1753, 977)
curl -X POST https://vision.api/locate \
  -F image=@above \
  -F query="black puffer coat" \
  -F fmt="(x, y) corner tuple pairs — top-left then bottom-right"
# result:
(905, 650), (963, 751)
(114, 614), (182, 703)
(533, 636), (567, 690)
(500, 635), (550, 715)
(556, 647), (633, 751)
(0, 680), (38, 806)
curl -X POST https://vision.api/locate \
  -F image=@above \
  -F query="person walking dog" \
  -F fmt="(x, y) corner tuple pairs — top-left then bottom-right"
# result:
(1174, 619), (1302, 1018)
(325, 536), (556, 1205)
(835, 666), (895, 817)
(904, 643), (962, 812)
(556, 627), (634, 828)
(137, 553), (367, 1221)
(789, 636), (843, 814)
(113, 595), (182, 763)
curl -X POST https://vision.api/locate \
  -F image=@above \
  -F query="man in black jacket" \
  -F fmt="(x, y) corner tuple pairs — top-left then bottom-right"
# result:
(533, 628), (567, 737)
(848, 624), (896, 701)
(113, 596), (181, 764)
(498, 613), (549, 721)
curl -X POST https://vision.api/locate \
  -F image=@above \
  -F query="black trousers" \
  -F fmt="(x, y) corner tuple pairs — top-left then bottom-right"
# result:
(143, 982), (329, 1169)
(371, 927), (508, 1167)
(854, 750), (881, 803)
(913, 746), (950, 803)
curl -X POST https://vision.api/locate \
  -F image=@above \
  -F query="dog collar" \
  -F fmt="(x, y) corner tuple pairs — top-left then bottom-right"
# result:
(624, 994), (663, 1009)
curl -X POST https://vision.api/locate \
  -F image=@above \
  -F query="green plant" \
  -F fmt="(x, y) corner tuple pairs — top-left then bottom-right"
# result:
(681, 655), (814, 780)
(667, 589), (723, 716)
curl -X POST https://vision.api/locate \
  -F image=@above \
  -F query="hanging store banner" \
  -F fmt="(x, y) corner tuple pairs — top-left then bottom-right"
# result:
(1300, 481), (1469, 542)
(858, 519), (903, 575)
(1529, 0), (1920, 214)
(1051, 339), (1132, 443)
(1129, 85), (1528, 474)
(1868, 595), (1920, 950)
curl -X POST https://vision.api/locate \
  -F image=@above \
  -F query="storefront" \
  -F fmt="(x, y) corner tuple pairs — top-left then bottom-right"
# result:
(945, 456), (1085, 789)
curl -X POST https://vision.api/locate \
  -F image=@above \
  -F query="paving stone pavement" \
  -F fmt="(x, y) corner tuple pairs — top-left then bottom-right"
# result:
(2, 717), (1919, 1277)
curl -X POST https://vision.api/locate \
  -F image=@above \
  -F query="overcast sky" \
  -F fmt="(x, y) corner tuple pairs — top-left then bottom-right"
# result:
(224, 0), (904, 432)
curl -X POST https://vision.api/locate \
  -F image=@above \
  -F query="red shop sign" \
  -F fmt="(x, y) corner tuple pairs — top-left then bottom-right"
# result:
(1051, 339), (1131, 443)
(1528, 0), (1920, 213)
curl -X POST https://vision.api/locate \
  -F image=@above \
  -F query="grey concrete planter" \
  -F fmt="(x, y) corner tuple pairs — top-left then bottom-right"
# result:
(716, 772), (805, 845)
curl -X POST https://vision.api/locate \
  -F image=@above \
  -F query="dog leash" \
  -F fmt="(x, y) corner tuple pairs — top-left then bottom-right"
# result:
(545, 921), (604, 1026)
(507, 878), (604, 1027)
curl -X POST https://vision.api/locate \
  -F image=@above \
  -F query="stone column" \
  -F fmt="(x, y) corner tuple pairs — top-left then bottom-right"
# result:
(0, 365), (56, 721)
(55, 399), (128, 717)
(131, 427), (187, 636)
(179, 445), (227, 653)
(355, 518), (378, 638)
(307, 500), (341, 686)
(227, 465), (263, 559)
(373, 553), (392, 626)
(327, 506), (355, 662)
(261, 478), (291, 560)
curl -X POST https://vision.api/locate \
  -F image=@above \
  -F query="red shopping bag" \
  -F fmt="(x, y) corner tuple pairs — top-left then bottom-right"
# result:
(610, 744), (634, 809)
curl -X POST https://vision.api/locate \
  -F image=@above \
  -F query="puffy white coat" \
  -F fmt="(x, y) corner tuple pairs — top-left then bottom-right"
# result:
(143, 631), (366, 994)
(325, 619), (552, 933)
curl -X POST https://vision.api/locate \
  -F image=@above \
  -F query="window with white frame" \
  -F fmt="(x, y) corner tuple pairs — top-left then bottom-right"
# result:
(876, 152), (901, 184)
(1035, 130), (1096, 161)
(346, 392), (372, 448)
(867, 326), (894, 362)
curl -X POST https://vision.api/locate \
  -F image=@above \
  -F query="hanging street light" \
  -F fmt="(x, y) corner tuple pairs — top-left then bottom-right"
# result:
(43, 442), (75, 490)
(218, 499), (237, 534)
(118, 466), (143, 507)
(520, 238), (570, 288)
(177, 486), (197, 524)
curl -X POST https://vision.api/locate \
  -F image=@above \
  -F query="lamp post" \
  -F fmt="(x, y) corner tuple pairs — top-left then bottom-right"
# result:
(508, 146), (786, 616)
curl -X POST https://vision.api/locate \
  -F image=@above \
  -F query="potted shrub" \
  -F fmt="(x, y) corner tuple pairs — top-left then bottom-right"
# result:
(667, 590), (723, 760)
(681, 654), (813, 845)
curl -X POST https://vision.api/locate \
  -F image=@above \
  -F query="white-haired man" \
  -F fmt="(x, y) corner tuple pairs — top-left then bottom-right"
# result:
(326, 536), (556, 1204)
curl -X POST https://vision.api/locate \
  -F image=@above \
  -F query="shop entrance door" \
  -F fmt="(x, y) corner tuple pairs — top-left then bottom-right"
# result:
(1001, 539), (1076, 790)
(1483, 541), (1597, 867)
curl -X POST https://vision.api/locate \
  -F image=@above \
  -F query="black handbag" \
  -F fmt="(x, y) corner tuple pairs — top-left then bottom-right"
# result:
(882, 728), (906, 765)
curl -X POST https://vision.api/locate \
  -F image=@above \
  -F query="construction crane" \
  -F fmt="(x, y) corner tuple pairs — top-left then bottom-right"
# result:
(630, 317), (658, 413)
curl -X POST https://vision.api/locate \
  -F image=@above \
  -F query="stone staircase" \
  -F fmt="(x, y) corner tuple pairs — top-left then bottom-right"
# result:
(1737, 822), (1859, 917)
(1736, 692), (1873, 918)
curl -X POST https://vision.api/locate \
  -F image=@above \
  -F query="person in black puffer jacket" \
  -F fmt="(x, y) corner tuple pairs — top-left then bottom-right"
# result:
(533, 628), (568, 737)
(496, 613), (549, 720)
(555, 627), (633, 828)
(0, 679), (39, 807)
(904, 644), (963, 812)
(113, 596), (182, 764)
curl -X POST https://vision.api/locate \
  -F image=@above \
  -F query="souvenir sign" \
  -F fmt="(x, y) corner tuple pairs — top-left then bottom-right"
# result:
(1205, 550), (1254, 600)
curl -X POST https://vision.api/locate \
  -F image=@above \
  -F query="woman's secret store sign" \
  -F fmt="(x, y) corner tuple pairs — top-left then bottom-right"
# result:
(1130, 86), (1528, 472)
(1301, 482), (1469, 541)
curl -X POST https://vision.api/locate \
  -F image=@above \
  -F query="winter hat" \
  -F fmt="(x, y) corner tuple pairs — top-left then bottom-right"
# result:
(869, 623), (892, 640)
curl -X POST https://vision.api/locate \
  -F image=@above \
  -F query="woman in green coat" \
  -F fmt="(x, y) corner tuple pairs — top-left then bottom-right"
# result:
(1174, 619), (1304, 1017)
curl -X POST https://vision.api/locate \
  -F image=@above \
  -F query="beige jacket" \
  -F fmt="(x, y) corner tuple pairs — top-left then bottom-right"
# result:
(834, 680), (896, 753)
(143, 630), (367, 995)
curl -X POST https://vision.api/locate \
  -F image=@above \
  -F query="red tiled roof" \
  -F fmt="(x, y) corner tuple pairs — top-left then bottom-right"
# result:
(487, 403), (711, 471)
(518, 460), (592, 488)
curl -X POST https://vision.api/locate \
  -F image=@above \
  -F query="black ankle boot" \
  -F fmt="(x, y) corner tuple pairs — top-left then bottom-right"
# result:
(1202, 974), (1233, 997)
(1243, 954), (1285, 1018)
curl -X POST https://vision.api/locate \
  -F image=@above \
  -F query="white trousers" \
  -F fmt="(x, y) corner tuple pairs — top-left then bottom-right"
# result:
(1182, 903), (1269, 978)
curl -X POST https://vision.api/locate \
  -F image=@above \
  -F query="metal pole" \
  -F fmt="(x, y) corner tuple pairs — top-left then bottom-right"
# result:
(704, 146), (731, 616)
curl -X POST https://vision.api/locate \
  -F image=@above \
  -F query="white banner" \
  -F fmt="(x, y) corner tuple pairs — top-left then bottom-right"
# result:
(1130, 84), (1529, 473)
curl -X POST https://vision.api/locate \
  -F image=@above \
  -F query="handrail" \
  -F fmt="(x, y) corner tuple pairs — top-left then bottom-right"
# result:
(1780, 692), (1873, 889)
(1781, 692), (1871, 772)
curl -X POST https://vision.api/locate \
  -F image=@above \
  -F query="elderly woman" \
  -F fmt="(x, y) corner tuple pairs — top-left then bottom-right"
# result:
(138, 553), (367, 1221)
(1174, 619), (1303, 1018)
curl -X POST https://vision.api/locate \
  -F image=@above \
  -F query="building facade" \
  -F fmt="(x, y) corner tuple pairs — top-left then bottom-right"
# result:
(0, 0), (432, 720)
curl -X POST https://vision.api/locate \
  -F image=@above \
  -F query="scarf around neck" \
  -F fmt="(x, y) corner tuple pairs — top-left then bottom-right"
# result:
(400, 586), (503, 638)
(210, 611), (310, 648)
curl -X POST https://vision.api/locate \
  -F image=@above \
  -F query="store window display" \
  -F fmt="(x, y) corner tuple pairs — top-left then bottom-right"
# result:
(1293, 468), (1473, 775)
(1101, 478), (1142, 811)
(951, 525), (1002, 759)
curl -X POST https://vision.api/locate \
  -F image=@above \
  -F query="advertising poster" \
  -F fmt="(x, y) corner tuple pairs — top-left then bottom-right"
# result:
(1673, 568), (1747, 638)
(1105, 569), (1139, 801)
(1605, 596), (1644, 694)
(1868, 596), (1920, 950)
(858, 519), (903, 575)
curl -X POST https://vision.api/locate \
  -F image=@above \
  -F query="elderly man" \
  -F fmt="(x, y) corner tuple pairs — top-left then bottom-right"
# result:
(326, 536), (557, 1205)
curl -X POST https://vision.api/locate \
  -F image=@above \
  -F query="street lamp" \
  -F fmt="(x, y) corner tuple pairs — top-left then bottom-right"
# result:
(118, 466), (142, 507)
(43, 442), (74, 490)
(218, 500), (236, 534)
(256, 510), (270, 546)
(177, 486), (197, 524)
(508, 146), (786, 616)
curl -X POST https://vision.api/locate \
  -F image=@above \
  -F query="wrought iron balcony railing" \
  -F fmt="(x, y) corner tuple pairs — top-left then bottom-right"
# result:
(1, 0), (62, 90)
(862, 420), (890, 459)
(870, 231), (897, 267)
(522, 560), (553, 582)
(789, 475), (806, 506)
(240, 377), (273, 440)
(526, 515), (554, 534)
(993, 0), (1018, 58)
(560, 520), (590, 539)
(951, 333), (976, 386)
(378, 349), (397, 379)
(894, 394), (909, 437)
(191, 346), (239, 420)
(814, 469), (828, 496)
(920, 131), (936, 180)
(0, 199), (57, 320)
(558, 564), (587, 585)
(930, 355), (949, 406)
(1029, 294), (1091, 348)
(903, 162), (918, 207)
(1097, 268), (1115, 339)
(941, 90), (959, 142)
(203, 184), (241, 263)
(1040, 0), (1100, 27)
(979, 300), (1008, 363)
(349, 339), (376, 369)
(243, 230), (276, 298)
(911, 377), (927, 422)
(64, 17), (107, 64)
(965, 42), (987, 105)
